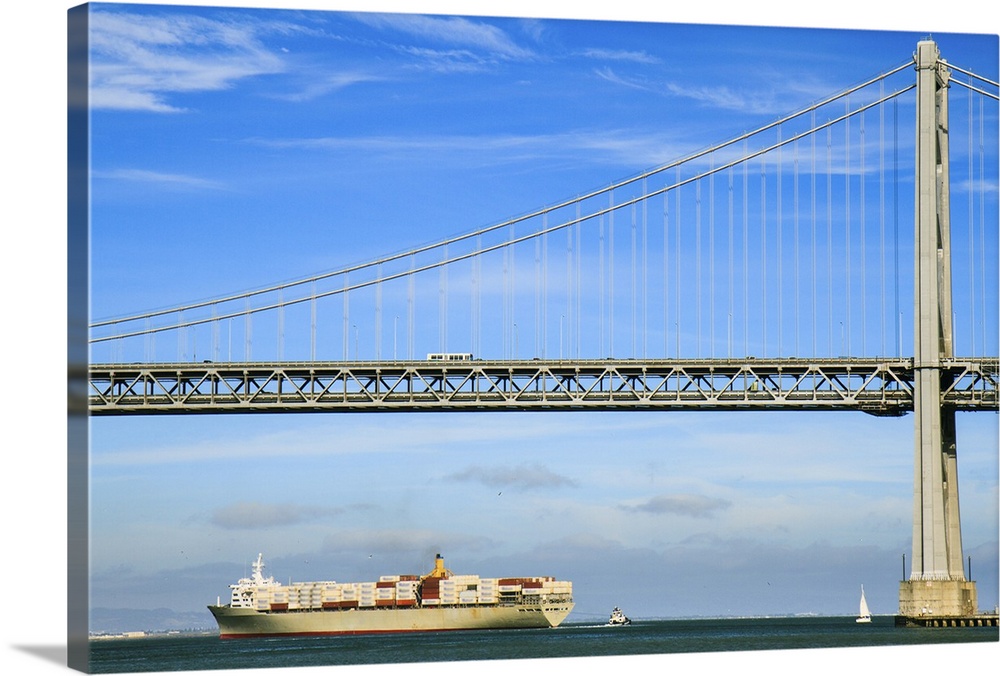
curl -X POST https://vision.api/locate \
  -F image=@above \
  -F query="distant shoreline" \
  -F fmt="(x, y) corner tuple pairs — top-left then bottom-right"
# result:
(89, 630), (216, 641)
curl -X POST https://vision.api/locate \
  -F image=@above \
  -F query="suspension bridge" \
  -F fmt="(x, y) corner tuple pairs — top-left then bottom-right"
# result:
(82, 40), (998, 623)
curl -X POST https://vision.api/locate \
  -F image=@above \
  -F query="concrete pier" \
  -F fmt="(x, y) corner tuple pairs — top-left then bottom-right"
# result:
(894, 613), (999, 628)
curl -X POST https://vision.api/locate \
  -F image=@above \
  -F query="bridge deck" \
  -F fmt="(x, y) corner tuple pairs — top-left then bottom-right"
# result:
(86, 357), (998, 415)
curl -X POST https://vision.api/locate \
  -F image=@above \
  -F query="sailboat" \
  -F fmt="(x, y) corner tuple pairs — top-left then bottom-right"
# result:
(856, 585), (872, 623)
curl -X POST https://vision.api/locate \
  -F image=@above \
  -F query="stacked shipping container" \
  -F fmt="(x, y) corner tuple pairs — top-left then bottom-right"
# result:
(239, 573), (571, 613)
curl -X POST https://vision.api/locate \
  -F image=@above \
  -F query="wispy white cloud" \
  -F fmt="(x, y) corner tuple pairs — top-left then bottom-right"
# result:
(595, 61), (835, 118)
(582, 48), (660, 65)
(352, 13), (536, 61)
(662, 66), (851, 117)
(340, 12), (542, 74)
(594, 64), (810, 119)
(594, 66), (654, 92)
(953, 176), (1000, 195)
(664, 81), (776, 114)
(89, 8), (289, 112)
(268, 71), (386, 102)
(248, 128), (691, 168)
(393, 46), (499, 74)
(92, 168), (226, 190)
(517, 18), (548, 45)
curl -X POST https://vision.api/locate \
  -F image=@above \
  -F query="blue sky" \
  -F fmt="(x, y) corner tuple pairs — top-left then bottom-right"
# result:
(3, 1), (999, 675)
(84, 3), (998, 363)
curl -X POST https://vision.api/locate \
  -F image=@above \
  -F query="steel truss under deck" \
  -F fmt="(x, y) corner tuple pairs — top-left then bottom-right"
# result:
(87, 357), (998, 415)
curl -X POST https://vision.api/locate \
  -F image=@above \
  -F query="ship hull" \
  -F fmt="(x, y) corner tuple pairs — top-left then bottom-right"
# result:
(208, 602), (575, 638)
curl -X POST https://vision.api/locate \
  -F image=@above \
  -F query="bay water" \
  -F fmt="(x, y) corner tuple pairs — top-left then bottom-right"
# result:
(87, 616), (997, 674)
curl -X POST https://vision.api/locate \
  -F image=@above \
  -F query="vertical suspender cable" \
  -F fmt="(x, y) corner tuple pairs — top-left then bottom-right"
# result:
(502, 240), (509, 358)
(845, 97), (851, 357)
(278, 288), (284, 360)
(761, 157), (767, 356)
(728, 165), (734, 359)
(710, 159), (716, 358)
(577, 204), (582, 358)
(408, 256), (414, 360)
(244, 298), (252, 362)
(828, 126), (834, 356)
(544, 217), (549, 358)
(811, 111), (817, 358)
(978, 96), (987, 356)
(376, 267), (382, 361)
(246, 297), (253, 362)
(475, 235), (481, 356)
(566, 207), (573, 360)
(610, 191), (615, 357)
(777, 127), (783, 358)
(534, 228), (540, 358)
(440, 244), (448, 354)
(697, 179), (702, 357)
(794, 139), (800, 357)
(632, 202), (637, 358)
(599, 214), (605, 357)
(676, 169), (682, 358)
(510, 224), (516, 359)
(342, 276), (349, 361)
(880, 82), (887, 357)
(861, 107), (867, 356)
(743, 140), (749, 357)
(894, 100), (901, 357)
(968, 78), (975, 356)
(663, 190), (669, 358)
(643, 179), (648, 359)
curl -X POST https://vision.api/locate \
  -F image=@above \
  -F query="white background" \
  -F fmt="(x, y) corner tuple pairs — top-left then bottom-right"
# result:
(2, 1), (996, 675)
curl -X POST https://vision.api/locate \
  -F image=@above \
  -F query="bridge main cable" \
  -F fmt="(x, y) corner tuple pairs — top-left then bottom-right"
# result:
(92, 84), (917, 344)
(90, 60), (914, 334)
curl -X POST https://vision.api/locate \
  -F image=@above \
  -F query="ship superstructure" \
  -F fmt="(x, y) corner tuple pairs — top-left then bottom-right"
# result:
(208, 553), (574, 638)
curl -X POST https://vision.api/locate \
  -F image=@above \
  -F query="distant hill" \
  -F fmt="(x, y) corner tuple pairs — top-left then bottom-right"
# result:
(90, 607), (217, 635)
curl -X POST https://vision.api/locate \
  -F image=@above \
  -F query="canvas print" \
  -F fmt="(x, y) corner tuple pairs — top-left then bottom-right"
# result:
(69, 1), (998, 673)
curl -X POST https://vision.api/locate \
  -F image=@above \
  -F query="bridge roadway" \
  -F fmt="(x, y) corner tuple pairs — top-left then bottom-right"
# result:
(86, 357), (998, 416)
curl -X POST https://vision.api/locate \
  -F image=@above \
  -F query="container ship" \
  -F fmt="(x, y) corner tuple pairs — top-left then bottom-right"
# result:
(208, 553), (574, 638)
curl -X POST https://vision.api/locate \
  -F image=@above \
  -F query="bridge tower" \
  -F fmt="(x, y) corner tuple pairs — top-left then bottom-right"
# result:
(897, 40), (977, 621)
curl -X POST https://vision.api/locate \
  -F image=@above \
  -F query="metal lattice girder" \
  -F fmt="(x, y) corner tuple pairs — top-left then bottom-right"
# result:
(87, 357), (998, 415)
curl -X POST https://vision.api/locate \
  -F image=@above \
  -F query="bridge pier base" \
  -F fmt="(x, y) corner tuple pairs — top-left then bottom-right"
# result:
(898, 579), (978, 618)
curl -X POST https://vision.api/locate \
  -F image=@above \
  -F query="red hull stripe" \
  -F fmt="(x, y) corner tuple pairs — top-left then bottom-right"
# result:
(219, 627), (470, 639)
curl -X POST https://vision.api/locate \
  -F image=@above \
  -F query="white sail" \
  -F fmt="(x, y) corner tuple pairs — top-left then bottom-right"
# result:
(856, 585), (872, 623)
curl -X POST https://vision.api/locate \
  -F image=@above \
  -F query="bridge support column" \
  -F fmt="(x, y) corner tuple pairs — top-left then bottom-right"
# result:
(899, 40), (977, 620)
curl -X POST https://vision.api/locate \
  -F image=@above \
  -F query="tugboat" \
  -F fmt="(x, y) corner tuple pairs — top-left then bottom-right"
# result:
(607, 606), (631, 626)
